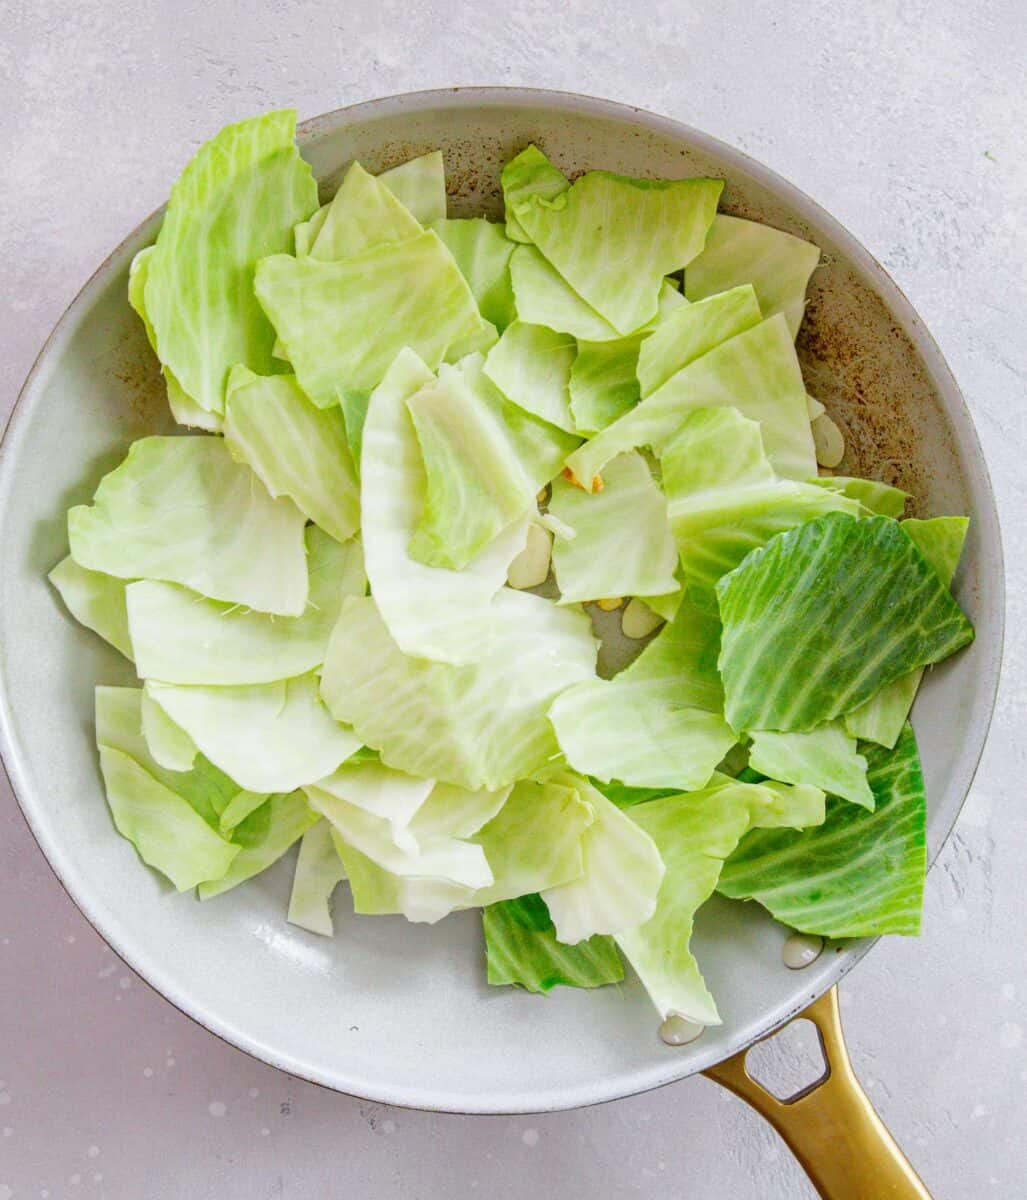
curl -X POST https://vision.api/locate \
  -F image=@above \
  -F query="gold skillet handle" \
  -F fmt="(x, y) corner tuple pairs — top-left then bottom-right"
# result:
(702, 988), (931, 1200)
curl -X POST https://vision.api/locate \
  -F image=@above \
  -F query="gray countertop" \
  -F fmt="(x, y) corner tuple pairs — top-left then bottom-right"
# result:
(1, 2), (1024, 1197)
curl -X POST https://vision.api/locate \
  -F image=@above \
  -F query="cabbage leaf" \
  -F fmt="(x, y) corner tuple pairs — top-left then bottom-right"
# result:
(199, 791), (319, 899)
(540, 774), (664, 943)
(684, 215), (820, 338)
(320, 592), (596, 790)
(548, 452), (678, 605)
(287, 819), (348, 936)
(253, 232), (485, 408)
(716, 513), (975, 732)
(718, 725), (927, 936)
(431, 218), (516, 330)
(126, 527), (363, 685)
(144, 110), (317, 415)
(844, 516), (969, 746)
(501, 144), (569, 243)
(146, 673), (361, 794)
(69, 436), (309, 616)
(359, 349), (530, 663)
(483, 894), (623, 993)
(565, 314), (817, 487)
(748, 722), (874, 809)
(379, 150), (447, 224)
(49, 556), (133, 660)
(511, 170), (722, 334)
(224, 366), (360, 544)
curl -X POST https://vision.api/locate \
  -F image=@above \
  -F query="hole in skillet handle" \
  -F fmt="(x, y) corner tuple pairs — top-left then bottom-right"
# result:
(744, 1017), (830, 1103)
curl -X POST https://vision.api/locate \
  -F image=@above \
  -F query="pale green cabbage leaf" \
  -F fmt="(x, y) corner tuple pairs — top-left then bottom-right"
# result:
(98, 747), (239, 892)
(468, 779), (593, 906)
(684, 214), (820, 338)
(636, 284), (763, 397)
(69, 435), (309, 616)
(224, 365), (360, 544)
(307, 759), (435, 851)
(501, 144), (570, 243)
(253, 231), (485, 408)
(406, 356), (575, 571)
(483, 321), (576, 431)
(810, 475), (909, 519)
(379, 150), (447, 224)
(199, 791), (319, 899)
(566, 314), (817, 488)
(219, 789), (270, 835)
(293, 203), (330, 258)
(548, 451), (679, 605)
(320, 592), (597, 790)
(309, 161), (422, 260)
(748, 721), (874, 809)
(511, 170), (722, 334)
(139, 688), (197, 771)
(508, 246), (622, 341)
(359, 349), (530, 663)
(145, 673), (361, 794)
(569, 282), (688, 434)
(548, 597), (735, 790)
(615, 779), (758, 1024)
(661, 407), (859, 599)
(287, 819), (348, 936)
(128, 245), (223, 431)
(125, 527), (364, 685)
(307, 787), (491, 891)
(431, 218), (516, 330)
(144, 110), (317, 415)
(95, 686), (243, 829)
(540, 774), (665, 942)
(49, 556), (133, 660)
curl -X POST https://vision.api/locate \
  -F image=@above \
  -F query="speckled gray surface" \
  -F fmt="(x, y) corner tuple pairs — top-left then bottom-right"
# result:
(1, 3), (1023, 1197)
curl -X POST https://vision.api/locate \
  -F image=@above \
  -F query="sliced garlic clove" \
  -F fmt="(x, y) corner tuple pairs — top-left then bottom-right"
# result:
(539, 512), (576, 541)
(806, 392), (826, 420)
(811, 412), (845, 468)
(621, 597), (664, 639)
(659, 1014), (704, 1046)
(506, 523), (553, 590)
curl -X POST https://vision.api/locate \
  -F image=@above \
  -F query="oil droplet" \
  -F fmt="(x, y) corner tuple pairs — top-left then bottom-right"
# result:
(87, 1146), (99, 1158)
(521, 1128), (539, 1147)
(659, 1014), (704, 1046)
(208, 1101), (227, 1118)
(783, 932), (823, 969)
